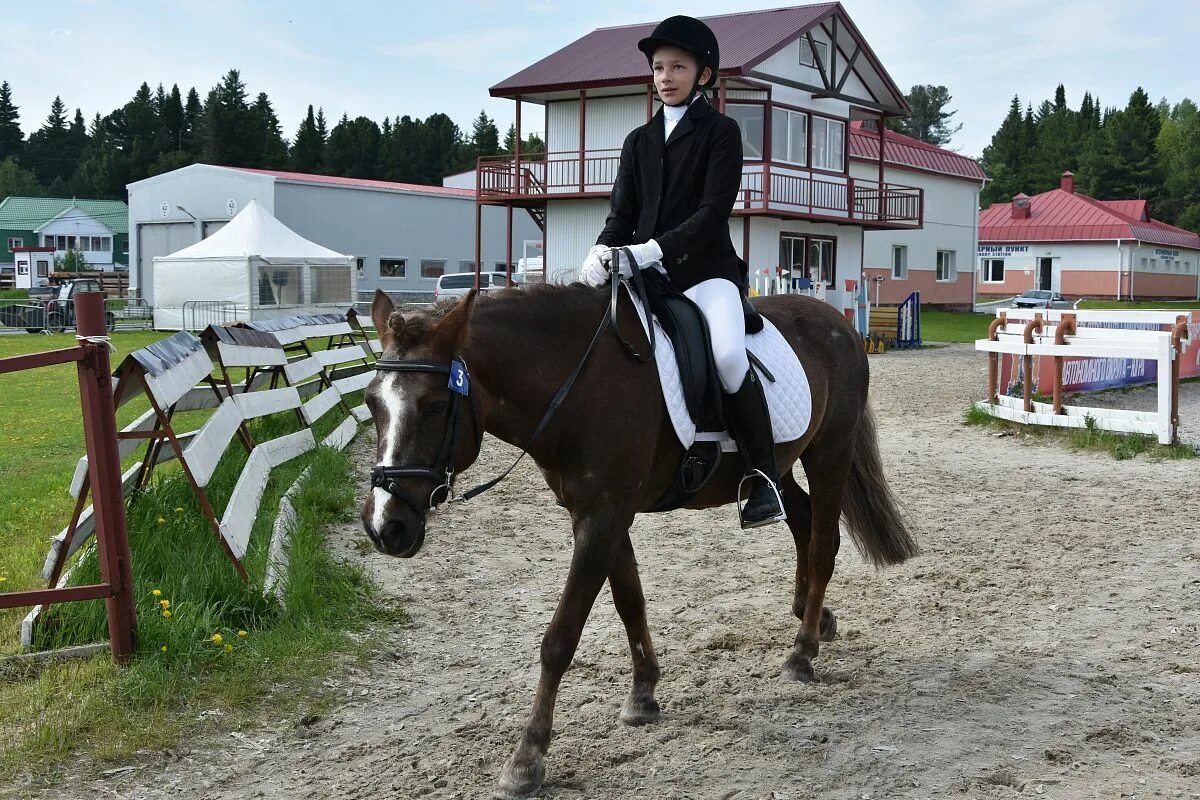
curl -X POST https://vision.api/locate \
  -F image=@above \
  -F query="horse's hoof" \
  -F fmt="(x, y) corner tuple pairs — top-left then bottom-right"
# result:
(819, 608), (838, 642)
(619, 695), (661, 726)
(495, 754), (544, 799)
(781, 653), (818, 683)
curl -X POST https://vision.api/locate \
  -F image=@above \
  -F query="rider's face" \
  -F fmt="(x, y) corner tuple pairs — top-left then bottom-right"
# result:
(652, 45), (710, 104)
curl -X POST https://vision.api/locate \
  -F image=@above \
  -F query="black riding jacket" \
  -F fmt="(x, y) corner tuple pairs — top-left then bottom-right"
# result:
(596, 95), (745, 291)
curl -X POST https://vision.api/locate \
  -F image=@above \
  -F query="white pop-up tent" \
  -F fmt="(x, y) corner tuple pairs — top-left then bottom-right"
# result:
(153, 200), (356, 330)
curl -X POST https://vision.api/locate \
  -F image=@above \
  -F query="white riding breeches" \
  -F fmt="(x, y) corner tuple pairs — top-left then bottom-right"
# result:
(683, 278), (749, 393)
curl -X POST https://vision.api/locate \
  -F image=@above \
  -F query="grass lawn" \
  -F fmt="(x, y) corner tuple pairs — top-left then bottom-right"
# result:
(0, 330), (385, 783)
(921, 308), (992, 343)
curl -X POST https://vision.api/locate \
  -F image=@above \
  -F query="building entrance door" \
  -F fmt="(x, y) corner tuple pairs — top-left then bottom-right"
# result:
(1038, 257), (1053, 291)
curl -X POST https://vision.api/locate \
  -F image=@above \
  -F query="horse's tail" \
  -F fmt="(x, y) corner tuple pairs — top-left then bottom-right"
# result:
(841, 404), (918, 567)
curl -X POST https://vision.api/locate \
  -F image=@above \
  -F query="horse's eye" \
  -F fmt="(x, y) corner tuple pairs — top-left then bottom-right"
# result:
(425, 399), (449, 417)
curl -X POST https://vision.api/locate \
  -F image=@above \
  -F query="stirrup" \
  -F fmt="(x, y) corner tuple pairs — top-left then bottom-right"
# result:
(736, 469), (787, 529)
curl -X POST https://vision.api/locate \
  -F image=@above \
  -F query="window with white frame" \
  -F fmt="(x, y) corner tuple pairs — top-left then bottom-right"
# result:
(892, 245), (908, 279)
(936, 250), (956, 282)
(1186, 261), (1192, 273)
(982, 258), (1005, 283)
(459, 260), (476, 273)
(420, 259), (446, 279)
(7, 237), (22, 251)
(1140, 257), (1148, 271)
(36, 260), (49, 277)
(770, 108), (807, 165)
(812, 117), (845, 171)
(16, 260), (28, 275)
(379, 258), (406, 278)
(726, 104), (764, 159)
(799, 38), (827, 69)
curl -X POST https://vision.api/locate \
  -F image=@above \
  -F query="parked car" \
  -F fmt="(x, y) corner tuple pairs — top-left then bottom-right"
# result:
(434, 271), (523, 301)
(1013, 289), (1073, 309)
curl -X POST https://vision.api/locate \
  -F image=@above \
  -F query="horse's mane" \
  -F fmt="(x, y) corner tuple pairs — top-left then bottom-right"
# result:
(387, 283), (605, 351)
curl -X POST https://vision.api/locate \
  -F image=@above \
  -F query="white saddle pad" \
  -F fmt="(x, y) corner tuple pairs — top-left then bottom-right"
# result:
(623, 287), (812, 451)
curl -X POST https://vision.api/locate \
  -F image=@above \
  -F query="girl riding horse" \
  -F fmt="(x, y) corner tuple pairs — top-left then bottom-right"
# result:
(579, 15), (785, 529)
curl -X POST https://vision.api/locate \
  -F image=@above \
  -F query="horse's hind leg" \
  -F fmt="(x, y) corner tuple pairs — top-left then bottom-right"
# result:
(780, 472), (837, 644)
(782, 453), (848, 683)
(609, 532), (661, 726)
(496, 510), (627, 799)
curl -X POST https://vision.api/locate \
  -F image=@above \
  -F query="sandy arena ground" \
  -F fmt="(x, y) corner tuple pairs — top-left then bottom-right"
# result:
(19, 344), (1200, 800)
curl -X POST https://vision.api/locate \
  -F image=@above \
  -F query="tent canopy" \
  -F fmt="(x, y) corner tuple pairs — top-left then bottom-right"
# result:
(157, 199), (349, 263)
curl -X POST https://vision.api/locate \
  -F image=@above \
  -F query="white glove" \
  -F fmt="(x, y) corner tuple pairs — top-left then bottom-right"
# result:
(613, 240), (663, 276)
(579, 244), (612, 287)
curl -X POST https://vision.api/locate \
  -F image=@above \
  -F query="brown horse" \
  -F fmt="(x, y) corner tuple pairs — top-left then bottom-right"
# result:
(361, 284), (916, 798)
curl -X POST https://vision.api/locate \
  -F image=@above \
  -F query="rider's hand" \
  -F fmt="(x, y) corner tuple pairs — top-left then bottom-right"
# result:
(579, 244), (612, 287)
(615, 240), (663, 276)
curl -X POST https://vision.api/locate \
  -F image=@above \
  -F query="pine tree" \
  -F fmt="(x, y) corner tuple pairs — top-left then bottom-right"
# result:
(325, 114), (382, 178)
(291, 105), (325, 173)
(887, 85), (962, 145)
(460, 110), (501, 169)
(183, 87), (203, 156)
(1154, 99), (1200, 228)
(161, 85), (185, 152)
(26, 96), (73, 187)
(1030, 85), (1081, 193)
(202, 69), (256, 166)
(0, 81), (23, 163)
(979, 96), (1032, 205)
(124, 82), (167, 182)
(250, 92), (288, 168)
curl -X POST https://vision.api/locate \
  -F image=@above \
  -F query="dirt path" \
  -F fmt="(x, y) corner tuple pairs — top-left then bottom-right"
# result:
(23, 345), (1200, 799)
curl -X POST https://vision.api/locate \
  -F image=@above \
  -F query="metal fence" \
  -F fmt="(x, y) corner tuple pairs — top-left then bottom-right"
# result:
(0, 297), (156, 334)
(0, 292), (138, 660)
(182, 300), (237, 331)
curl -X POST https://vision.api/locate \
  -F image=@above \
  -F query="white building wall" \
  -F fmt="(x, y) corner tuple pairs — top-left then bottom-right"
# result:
(38, 210), (118, 269)
(545, 199), (609, 284)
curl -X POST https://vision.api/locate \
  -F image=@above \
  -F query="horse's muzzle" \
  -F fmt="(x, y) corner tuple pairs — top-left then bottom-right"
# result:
(361, 513), (426, 558)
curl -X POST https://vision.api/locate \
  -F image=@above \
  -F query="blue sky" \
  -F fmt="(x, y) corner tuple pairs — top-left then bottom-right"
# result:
(6, 0), (1198, 158)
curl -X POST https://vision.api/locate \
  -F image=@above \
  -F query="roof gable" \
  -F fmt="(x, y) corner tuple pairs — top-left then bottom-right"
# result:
(34, 204), (116, 234)
(0, 196), (129, 234)
(848, 122), (985, 182)
(490, 3), (907, 114)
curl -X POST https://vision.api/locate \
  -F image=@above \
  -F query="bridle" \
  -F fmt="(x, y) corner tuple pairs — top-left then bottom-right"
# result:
(368, 246), (656, 516)
(368, 358), (482, 518)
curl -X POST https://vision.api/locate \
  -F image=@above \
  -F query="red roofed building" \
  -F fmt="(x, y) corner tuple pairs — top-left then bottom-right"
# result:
(482, 3), (985, 313)
(977, 172), (1200, 300)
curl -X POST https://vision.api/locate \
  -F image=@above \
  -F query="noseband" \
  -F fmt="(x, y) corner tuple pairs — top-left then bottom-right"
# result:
(369, 358), (481, 517)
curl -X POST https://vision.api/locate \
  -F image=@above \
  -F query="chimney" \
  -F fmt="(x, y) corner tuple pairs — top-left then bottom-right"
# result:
(1061, 171), (1075, 193)
(1011, 193), (1032, 220)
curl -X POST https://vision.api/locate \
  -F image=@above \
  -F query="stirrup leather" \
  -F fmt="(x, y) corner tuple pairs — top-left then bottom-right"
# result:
(736, 469), (787, 529)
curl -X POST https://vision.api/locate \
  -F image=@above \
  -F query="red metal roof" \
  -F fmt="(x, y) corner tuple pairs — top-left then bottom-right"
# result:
(491, 4), (844, 96)
(228, 167), (475, 198)
(848, 122), (985, 182)
(980, 188), (1200, 249)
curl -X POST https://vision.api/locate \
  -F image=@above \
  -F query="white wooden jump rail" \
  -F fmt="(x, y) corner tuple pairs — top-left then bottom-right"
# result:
(975, 309), (1192, 445)
(24, 312), (382, 647)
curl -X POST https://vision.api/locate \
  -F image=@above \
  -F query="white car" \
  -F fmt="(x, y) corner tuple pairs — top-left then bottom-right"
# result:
(434, 271), (522, 301)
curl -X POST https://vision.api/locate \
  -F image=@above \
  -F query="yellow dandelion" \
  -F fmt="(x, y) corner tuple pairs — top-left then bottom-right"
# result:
(211, 633), (223, 645)
(174, 507), (184, 513)
(160, 645), (168, 653)
(159, 599), (170, 610)
(151, 589), (162, 597)
(157, 516), (166, 524)
(223, 643), (233, 654)
(161, 609), (172, 619)
(237, 630), (248, 638)
(0, 576), (6, 583)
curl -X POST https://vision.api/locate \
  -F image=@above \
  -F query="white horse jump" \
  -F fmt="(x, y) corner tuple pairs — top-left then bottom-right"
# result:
(975, 308), (1193, 445)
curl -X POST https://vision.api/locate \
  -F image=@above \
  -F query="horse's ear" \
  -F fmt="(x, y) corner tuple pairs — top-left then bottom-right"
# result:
(432, 289), (478, 354)
(371, 289), (396, 347)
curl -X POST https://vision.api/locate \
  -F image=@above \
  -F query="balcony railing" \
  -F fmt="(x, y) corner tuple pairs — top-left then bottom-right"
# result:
(478, 151), (923, 228)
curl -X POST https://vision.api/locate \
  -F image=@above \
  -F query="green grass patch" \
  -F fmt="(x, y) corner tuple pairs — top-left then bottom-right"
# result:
(0, 331), (385, 783)
(0, 289), (29, 300)
(964, 404), (1196, 461)
(1076, 299), (1199, 310)
(921, 309), (992, 344)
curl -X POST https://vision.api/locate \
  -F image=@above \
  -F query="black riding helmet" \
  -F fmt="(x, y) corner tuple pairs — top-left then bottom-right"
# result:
(637, 15), (720, 90)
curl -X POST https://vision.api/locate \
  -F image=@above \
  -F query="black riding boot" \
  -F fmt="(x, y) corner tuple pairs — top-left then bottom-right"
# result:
(724, 369), (786, 528)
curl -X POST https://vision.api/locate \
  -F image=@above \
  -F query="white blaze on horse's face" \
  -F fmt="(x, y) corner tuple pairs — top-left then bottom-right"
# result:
(371, 370), (411, 533)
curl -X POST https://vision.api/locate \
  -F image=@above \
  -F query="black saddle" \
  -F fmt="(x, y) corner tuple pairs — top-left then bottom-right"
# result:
(634, 268), (768, 513)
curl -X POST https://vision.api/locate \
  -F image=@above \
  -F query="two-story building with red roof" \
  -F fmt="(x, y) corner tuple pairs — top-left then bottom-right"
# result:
(977, 172), (1200, 300)
(480, 3), (985, 312)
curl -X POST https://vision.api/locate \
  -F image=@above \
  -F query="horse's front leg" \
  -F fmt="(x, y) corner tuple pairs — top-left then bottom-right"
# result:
(609, 532), (661, 726)
(495, 510), (627, 798)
